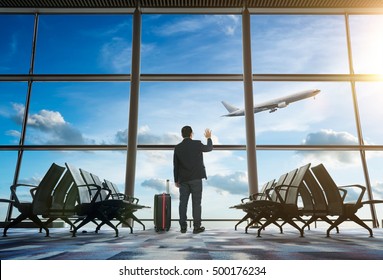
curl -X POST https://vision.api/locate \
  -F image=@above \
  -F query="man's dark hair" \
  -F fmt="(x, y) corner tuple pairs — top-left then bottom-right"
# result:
(181, 126), (193, 138)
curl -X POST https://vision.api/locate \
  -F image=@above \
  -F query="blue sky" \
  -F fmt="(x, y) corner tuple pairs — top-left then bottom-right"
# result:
(1, 13), (383, 224)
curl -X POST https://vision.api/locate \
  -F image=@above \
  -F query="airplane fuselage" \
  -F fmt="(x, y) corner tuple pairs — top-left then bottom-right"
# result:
(222, 89), (320, 117)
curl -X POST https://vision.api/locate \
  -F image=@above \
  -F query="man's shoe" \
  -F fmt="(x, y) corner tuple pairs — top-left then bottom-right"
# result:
(193, 226), (205, 234)
(180, 228), (187, 233)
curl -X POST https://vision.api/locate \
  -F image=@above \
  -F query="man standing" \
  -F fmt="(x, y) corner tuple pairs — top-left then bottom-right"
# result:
(173, 126), (213, 234)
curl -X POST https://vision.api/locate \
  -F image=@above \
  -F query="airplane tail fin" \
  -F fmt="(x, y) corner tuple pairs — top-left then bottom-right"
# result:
(221, 101), (239, 113)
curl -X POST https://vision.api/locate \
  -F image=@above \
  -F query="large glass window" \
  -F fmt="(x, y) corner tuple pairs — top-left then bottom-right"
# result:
(0, 15), (34, 74)
(141, 14), (243, 74)
(139, 81), (245, 145)
(349, 15), (383, 74)
(24, 82), (130, 145)
(356, 82), (383, 145)
(251, 15), (349, 74)
(254, 82), (357, 145)
(34, 15), (133, 74)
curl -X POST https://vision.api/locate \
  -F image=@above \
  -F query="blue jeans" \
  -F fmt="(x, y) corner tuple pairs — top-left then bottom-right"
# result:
(178, 179), (202, 229)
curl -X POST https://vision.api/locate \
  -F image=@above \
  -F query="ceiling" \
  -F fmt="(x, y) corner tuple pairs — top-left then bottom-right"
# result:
(1, 0), (383, 10)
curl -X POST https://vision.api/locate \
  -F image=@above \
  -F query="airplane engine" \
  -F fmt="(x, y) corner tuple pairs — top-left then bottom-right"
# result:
(277, 102), (287, 108)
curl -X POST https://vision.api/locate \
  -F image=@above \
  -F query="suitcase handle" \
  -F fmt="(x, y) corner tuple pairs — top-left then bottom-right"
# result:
(162, 193), (166, 229)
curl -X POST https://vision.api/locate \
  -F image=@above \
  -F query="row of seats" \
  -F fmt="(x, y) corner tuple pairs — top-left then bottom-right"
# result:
(231, 163), (383, 237)
(1, 163), (150, 237)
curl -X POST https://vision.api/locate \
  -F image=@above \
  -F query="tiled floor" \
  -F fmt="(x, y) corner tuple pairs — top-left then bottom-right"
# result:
(1, 223), (383, 260)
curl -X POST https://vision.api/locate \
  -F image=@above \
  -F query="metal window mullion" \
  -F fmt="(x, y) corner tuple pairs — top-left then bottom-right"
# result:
(125, 6), (142, 198)
(7, 13), (39, 221)
(242, 6), (258, 195)
(345, 13), (378, 228)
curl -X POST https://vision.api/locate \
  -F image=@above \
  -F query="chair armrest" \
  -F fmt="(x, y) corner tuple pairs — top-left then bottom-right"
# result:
(241, 196), (252, 203)
(250, 192), (268, 201)
(10, 183), (38, 204)
(361, 199), (383, 205)
(126, 195), (139, 204)
(113, 193), (127, 200)
(265, 187), (274, 201)
(338, 184), (365, 204)
(0, 198), (14, 204)
(338, 188), (347, 201)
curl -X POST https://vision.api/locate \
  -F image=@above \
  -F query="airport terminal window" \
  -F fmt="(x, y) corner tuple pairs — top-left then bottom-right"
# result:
(0, 15), (34, 74)
(349, 15), (383, 74)
(253, 82), (357, 145)
(0, 10), (383, 225)
(34, 15), (133, 74)
(138, 81), (246, 145)
(24, 82), (130, 145)
(250, 15), (349, 74)
(141, 14), (243, 74)
(0, 82), (28, 145)
(356, 82), (383, 145)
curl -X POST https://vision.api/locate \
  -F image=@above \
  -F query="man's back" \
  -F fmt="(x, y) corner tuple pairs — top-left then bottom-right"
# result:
(174, 137), (213, 183)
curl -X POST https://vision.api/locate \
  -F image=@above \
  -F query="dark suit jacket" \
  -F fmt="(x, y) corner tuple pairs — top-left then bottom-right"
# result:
(173, 137), (213, 184)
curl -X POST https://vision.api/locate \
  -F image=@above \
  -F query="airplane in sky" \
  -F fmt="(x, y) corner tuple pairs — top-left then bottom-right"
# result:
(221, 89), (321, 117)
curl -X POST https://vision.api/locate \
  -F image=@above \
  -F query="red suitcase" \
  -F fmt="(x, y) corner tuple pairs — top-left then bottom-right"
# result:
(154, 193), (171, 232)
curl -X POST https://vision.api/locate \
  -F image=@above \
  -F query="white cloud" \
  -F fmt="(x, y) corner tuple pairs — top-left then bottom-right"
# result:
(212, 15), (240, 36)
(100, 37), (131, 73)
(28, 109), (66, 129)
(207, 171), (248, 195)
(115, 125), (181, 145)
(302, 129), (359, 146)
(298, 129), (360, 165)
(152, 15), (240, 37)
(10, 103), (92, 145)
(141, 178), (178, 196)
(5, 129), (20, 138)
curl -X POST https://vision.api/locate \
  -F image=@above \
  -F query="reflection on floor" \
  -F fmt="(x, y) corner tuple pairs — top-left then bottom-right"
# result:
(1, 224), (383, 260)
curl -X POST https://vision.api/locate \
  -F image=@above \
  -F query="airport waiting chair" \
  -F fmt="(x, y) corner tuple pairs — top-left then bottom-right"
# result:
(82, 169), (149, 233)
(102, 179), (149, 230)
(65, 163), (120, 237)
(242, 174), (289, 234)
(79, 168), (134, 234)
(236, 168), (298, 235)
(254, 163), (311, 237)
(1, 163), (66, 237)
(41, 170), (78, 231)
(311, 163), (383, 237)
(230, 179), (275, 231)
